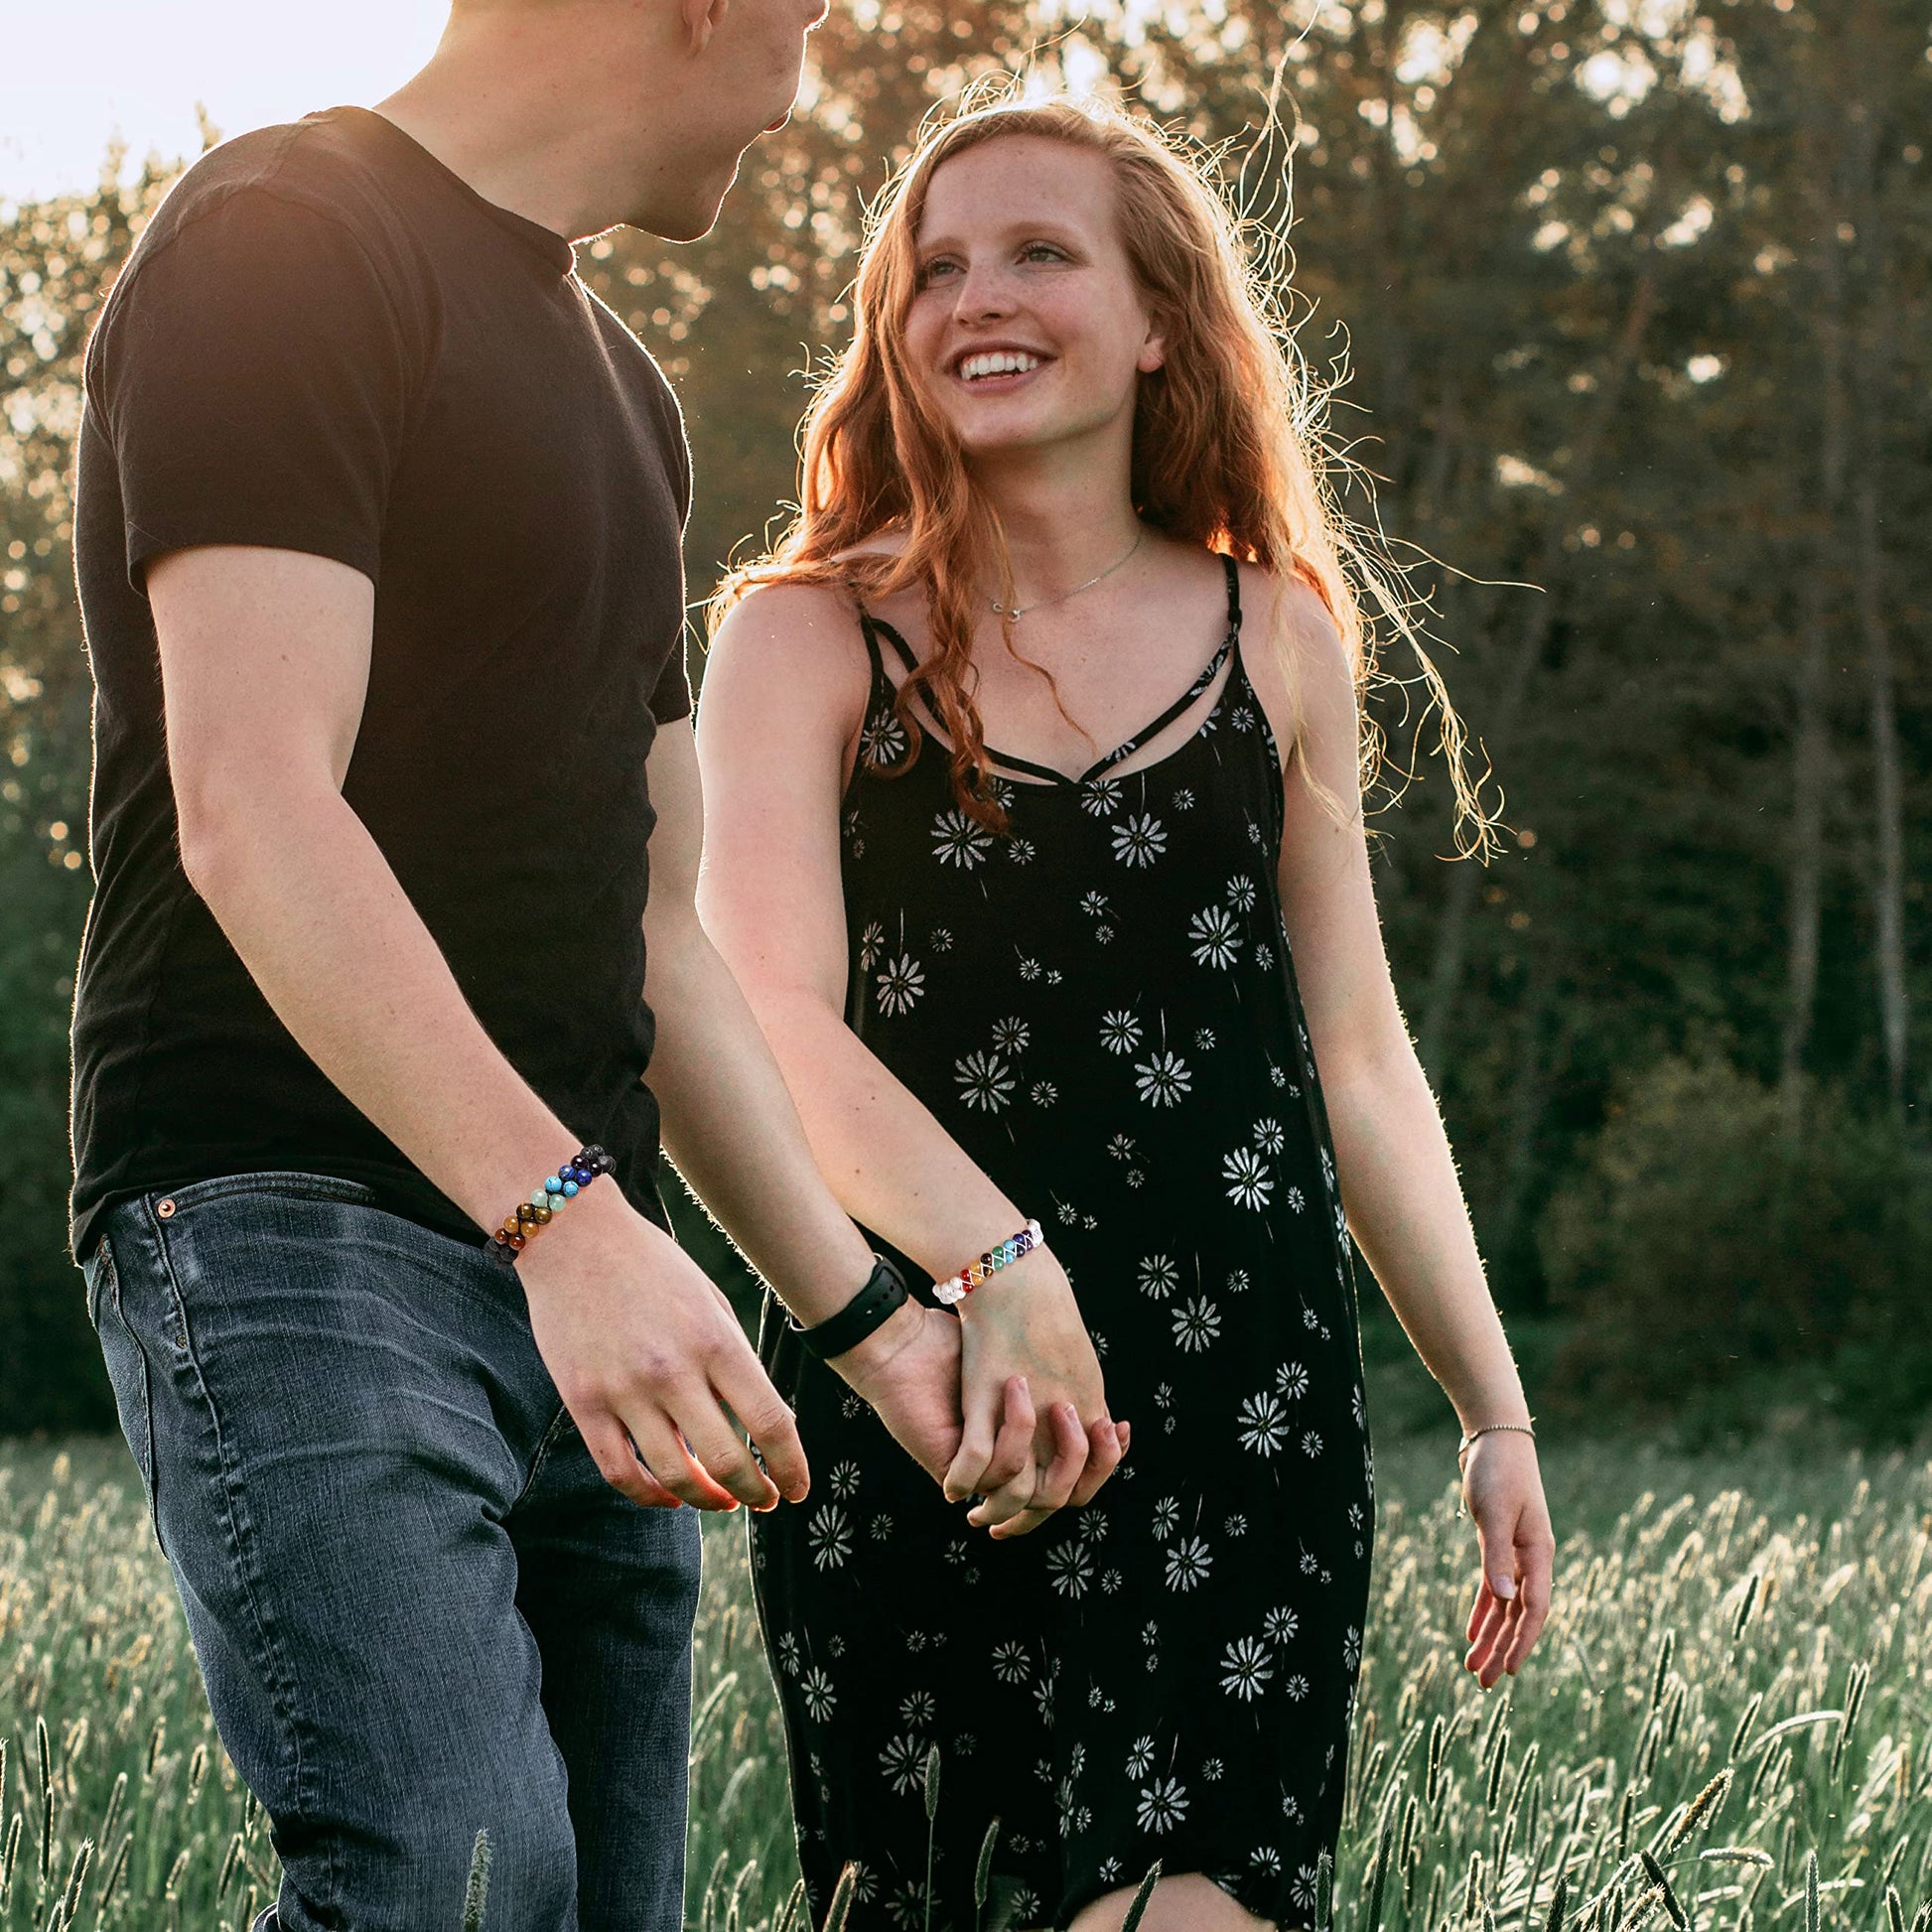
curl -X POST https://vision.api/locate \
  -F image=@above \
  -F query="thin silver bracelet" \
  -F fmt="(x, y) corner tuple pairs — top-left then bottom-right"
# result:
(1457, 1421), (1536, 1460)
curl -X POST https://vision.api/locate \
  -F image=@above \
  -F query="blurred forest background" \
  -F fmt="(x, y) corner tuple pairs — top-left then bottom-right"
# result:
(1, 0), (1927, 1442)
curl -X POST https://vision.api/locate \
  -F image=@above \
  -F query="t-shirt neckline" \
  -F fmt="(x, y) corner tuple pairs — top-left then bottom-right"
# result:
(324, 104), (579, 278)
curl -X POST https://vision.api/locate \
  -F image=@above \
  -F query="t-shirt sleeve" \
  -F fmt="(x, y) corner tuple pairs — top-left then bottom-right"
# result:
(648, 629), (693, 724)
(90, 187), (416, 588)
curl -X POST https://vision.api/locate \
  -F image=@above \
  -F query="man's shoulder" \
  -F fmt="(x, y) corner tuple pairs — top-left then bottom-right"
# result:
(149, 112), (406, 246)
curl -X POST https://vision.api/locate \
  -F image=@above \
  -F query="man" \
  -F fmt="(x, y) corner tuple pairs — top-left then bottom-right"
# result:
(70, 0), (1123, 1923)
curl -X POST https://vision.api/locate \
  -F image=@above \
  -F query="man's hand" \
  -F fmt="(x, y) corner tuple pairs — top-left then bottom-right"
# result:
(945, 1250), (1126, 1538)
(826, 1299), (969, 1482)
(518, 1183), (809, 1513)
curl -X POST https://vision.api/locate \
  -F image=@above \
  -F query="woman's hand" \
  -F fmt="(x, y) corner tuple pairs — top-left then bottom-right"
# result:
(946, 1249), (1127, 1538)
(1460, 1432), (1555, 1688)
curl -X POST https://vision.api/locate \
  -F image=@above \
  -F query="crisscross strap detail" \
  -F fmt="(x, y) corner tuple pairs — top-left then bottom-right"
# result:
(855, 553), (1243, 789)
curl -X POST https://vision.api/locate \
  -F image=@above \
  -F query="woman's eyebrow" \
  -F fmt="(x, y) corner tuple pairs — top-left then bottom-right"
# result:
(915, 215), (1088, 255)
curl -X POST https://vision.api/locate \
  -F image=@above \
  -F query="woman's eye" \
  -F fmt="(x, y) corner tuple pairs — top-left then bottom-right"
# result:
(919, 258), (960, 284)
(1021, 242), (1067, 264)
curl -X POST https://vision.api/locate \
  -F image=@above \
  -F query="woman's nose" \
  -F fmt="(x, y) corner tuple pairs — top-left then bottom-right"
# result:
(951, 262), (1017, 323)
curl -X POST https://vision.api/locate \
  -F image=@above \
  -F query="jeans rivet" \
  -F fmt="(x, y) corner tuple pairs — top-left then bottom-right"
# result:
(157, 1198), (177, 1218)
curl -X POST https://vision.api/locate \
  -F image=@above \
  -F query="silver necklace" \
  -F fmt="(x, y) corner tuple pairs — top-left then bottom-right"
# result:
(992, 527), (1145, 621)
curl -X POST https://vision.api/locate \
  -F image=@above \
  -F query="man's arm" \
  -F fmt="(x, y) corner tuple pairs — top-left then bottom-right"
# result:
(641, 719), (1058, 1486)
(150, 542), (806, 1514)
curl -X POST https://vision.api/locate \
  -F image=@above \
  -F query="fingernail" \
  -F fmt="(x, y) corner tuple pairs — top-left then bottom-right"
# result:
(1491, 1577), (1516, 1599)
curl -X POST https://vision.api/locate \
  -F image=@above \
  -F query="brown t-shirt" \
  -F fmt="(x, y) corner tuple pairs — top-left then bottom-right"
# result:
(70, 106), (692, 1257)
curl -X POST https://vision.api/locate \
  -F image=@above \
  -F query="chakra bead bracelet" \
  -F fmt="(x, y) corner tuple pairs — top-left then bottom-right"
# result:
(933, 1218), (1044, 1307)
(491, 1143), (616, 1260)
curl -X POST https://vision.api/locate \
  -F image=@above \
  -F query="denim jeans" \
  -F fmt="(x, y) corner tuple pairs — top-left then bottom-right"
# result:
(84, 1173), (701, 1932)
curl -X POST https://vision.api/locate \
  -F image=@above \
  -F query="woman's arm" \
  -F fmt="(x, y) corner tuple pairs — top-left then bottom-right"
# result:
(1242, 566), (1554, 1688)
(693, 582), (1124, 1535)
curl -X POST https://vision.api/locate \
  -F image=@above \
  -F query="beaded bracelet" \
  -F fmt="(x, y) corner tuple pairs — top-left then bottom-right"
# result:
(490, 1144), (616, 1260)
(932, 1219), (1044, 1307)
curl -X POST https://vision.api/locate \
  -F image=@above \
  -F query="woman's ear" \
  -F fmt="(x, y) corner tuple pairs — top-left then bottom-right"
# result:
(1137, 315), (1169, 375)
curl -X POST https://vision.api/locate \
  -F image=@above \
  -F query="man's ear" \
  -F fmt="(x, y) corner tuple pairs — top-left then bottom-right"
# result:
(680, 0), (731, 55)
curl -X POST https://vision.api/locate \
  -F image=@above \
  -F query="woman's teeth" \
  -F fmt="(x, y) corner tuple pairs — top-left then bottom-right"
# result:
(959, 351), (1042, 382)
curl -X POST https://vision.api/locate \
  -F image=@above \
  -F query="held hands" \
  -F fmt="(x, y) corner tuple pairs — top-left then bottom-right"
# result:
(519, 1183), (809, 1514)
(945, 1247), (1126, 1539)
(1460, 1431), (1556, 1689)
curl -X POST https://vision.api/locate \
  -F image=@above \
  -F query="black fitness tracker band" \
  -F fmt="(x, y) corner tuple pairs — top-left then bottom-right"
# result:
(799, 1256), (910, 1361)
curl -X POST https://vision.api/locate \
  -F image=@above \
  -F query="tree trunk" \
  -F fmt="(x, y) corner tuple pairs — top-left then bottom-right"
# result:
(1855, 435), (1908, 1109)
(1779, 161), (1851, 1133)
(1848, 105), (1909, 1111)
(1415, 271), (1659, 1073)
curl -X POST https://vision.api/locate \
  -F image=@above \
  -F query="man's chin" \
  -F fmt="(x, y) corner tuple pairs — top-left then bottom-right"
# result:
(627, 160), (741, 244)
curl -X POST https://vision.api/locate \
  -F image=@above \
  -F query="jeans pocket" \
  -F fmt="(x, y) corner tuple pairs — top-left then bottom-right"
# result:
(85, 1236), (165, 1553)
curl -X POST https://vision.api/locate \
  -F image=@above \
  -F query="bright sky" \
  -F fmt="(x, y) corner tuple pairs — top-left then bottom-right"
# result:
(0, 0), (451, 202)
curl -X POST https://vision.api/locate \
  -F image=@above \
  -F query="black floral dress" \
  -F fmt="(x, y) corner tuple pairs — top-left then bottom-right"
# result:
(748, 557), (1374, 1932)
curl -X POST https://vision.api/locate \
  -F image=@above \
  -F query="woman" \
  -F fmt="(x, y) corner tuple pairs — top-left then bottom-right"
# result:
(694, 95), (1555, 1932)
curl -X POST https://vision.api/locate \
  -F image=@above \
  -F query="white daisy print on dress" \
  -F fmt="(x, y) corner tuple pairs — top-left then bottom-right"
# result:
(1046, 1540), (1094, 1599)
(1126, 1735), (1156, 1779)
(1099, 1009), (1143, 1054)
(1253, 1117), (1286, 1155)
(1138, 1254), (1179, 1301)
(1080, 776), (1123, 817)
(1165, 1536), (1213, 1591)
(953, 1050), (1015, 1113)
(828, 1459), (861, 1499)
(875, 953), (924, 1016)
(1136, 1777), (1189, 1834)
(992, 1641), (1031, 1684)
(1277, 1361), (1311, 1399)
(1173, 1296), (1222, 1352)
(1238, 1392), (1290, 1456)
(879, 1733), (928, 1795)
(1112, 812), (1168, 867)
(886, 1882), (928, 1928)
(808, 1505), (852, 1571)
(1188, 904), (1243, 968)
(931, 808), (992, 869)
(1226, 873), (1258, 911)
(1135, 1051), (1192, 1107)
(1221, 1635), (1273, 1701)
(1151, 1496), (1179, 1541)
(1264, 1605), (1301, 1645)
(861, 708), (907, 767)
(992, 1017), (1031, 1054)
(858, 921), (885, 971)
(1223, 1146), (1274, 1210)
(799, 1668), (836, 1721)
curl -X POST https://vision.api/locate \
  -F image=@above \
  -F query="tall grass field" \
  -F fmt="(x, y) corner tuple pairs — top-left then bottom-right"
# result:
(2, 1436), (1929, 1932)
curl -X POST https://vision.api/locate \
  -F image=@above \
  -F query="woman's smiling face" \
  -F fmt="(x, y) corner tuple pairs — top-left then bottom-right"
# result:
(903, 135), (1167, 463)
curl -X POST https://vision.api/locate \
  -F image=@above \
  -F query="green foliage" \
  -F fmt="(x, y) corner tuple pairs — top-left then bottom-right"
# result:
(1542, 1059), (1932, 1444)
